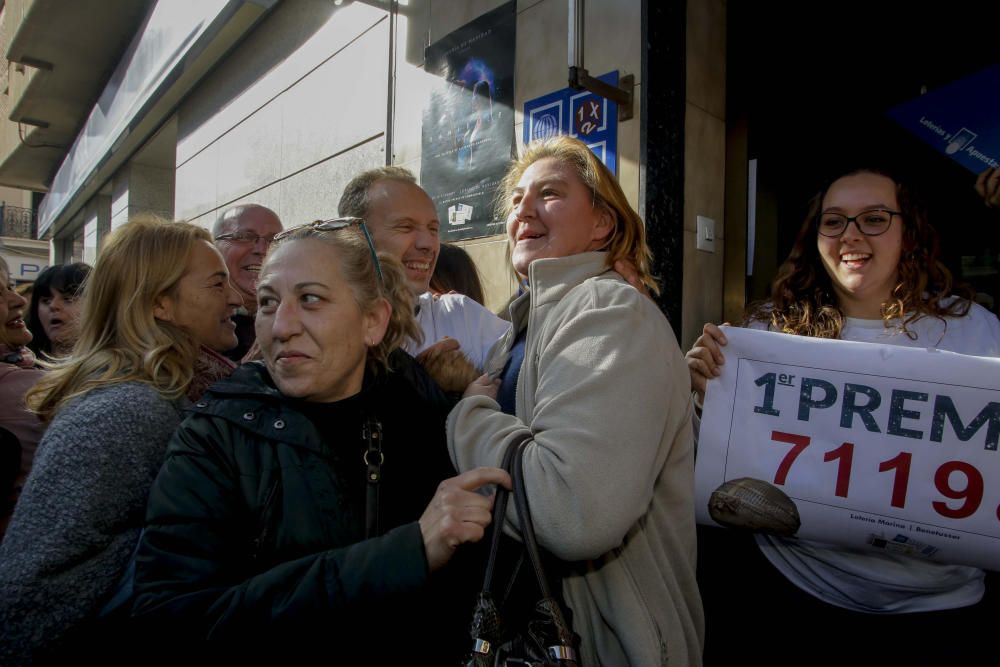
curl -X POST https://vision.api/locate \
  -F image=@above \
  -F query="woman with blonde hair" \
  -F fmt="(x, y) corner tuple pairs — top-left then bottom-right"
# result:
(0, 217), (242, 663)
(450, 136), (703, 665)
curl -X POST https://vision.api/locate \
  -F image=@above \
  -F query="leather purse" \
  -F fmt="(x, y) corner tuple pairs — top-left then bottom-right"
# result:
(464, 434), (581, 666)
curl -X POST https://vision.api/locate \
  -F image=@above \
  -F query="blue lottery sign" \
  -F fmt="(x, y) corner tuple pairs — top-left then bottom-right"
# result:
(887, 63), (1000, 174)
(523, 71), (619, 175)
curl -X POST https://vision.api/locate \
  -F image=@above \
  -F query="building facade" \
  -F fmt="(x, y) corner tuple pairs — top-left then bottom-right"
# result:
(0, 0), (733, 347)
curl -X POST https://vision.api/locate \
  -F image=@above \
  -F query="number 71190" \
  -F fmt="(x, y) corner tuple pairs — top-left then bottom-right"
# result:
(769, 430), (992, 521)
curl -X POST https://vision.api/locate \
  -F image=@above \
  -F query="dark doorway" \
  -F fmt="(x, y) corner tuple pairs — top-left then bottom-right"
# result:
(728, 0), (999, 311)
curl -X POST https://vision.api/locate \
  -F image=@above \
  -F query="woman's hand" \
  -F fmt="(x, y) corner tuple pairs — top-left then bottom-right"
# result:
(614, 259), (652, 300)
(416, 337), (480, 393)
(686, 323), (729, 403)
(464, 373), (500, 400)
(976, 167), (1000, 210)
(419, 467), (512, 572)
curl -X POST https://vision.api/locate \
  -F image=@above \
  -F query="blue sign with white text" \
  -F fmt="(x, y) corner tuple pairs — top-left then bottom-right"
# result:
(887, 63), (1000, 174)
(523, 71), (619, 175)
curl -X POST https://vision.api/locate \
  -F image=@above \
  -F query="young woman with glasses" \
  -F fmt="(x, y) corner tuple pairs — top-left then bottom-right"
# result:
(688, 167), (1000, 663)
(132, 219), (508, 661)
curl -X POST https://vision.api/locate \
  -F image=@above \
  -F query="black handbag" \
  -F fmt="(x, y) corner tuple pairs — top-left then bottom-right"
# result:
(464, 435), (581, 666)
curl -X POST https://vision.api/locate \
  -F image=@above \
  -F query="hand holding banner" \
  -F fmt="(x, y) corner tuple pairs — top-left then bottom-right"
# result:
(695, 327), (1000, 570)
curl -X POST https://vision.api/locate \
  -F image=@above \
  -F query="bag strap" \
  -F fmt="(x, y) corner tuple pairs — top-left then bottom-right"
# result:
(510, 439), (579, 662)
(472, 433), (579, 665)
(481, 431), (531, 591)
(481, 431), (563, 598)
(510, 437), (553, 599)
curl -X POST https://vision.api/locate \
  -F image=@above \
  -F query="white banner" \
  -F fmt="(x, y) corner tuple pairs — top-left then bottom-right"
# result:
(695, 327), (1000, 570)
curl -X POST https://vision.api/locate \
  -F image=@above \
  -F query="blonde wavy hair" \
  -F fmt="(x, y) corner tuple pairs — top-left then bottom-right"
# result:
(266, 223), (420, 370)
(497, 135), (660, 295)
(26, 217), (209, 421)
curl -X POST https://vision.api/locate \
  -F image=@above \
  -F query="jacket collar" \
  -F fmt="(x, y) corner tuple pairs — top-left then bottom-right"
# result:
(525, 252), (612, 306)
(191, 361), (374, 453)
(489, 252), (613, 379)
(202, 360), (283, 400)
(507, 252), (612, 326)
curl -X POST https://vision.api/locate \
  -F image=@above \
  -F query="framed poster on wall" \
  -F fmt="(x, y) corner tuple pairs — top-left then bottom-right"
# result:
(420, 1), (516, 241)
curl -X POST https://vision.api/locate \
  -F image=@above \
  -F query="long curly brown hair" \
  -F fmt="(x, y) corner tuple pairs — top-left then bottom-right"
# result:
(26, 217), (207, 422)
(746, 168), (970, 338)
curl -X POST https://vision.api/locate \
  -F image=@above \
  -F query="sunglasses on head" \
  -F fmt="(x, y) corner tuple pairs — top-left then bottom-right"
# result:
(273, 217), (384, 285)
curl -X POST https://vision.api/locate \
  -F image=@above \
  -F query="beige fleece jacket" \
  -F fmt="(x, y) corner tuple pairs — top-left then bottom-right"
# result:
(448, 252), (703, 666)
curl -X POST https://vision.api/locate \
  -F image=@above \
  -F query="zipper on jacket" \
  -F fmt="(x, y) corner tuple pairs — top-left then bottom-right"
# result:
(251, 477), (281, 560)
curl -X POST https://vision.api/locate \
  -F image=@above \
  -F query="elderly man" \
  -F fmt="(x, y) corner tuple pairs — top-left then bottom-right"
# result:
(212, 204), (283, 361)
(338, 167), (508, 373)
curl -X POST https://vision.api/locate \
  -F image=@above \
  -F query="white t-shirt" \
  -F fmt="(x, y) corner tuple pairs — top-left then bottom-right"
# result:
(751, 301), (1000, 613)
(403, 292), (510, 371)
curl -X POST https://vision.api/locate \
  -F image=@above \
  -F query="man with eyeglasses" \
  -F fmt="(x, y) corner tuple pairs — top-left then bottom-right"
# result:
(212, 204), (284, 361)
(339, 167), (508, 376)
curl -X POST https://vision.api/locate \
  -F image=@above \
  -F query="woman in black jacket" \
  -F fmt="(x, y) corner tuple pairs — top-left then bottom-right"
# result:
(132, 219), (508, 661)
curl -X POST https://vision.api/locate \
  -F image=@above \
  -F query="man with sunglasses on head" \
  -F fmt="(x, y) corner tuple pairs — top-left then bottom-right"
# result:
(213, 204), (284, 361)
(339, 168), (508, 381)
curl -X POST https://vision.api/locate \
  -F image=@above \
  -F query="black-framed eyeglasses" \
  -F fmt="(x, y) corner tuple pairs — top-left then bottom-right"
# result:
(273, 217), (384, 285)
(213, 231), (278, 246)
(816, 209), (901, 237)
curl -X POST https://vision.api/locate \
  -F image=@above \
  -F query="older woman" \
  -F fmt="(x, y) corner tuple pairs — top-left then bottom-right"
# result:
(449, 136), (703, 665)
(0, 218), (242, 663)
(131, 219), (508, 661)
(0, 257), (45, 537)
(688, 167), (1000, 663)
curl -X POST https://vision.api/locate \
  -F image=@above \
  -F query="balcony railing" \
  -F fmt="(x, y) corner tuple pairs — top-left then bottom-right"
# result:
(0, 203), (37, 238)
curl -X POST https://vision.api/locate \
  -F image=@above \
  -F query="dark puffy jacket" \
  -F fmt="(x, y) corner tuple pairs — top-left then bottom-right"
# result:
(132, 354), (479, 662)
